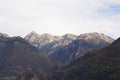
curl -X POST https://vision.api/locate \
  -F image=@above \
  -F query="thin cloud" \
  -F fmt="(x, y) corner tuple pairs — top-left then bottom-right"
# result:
(0, 0), (119, 39)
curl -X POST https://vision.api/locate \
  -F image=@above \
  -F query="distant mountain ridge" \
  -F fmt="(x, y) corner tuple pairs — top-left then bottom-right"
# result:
(0, 32), (114, 65)
(25, 31), (77, 55)
(25, 32), (114, 64)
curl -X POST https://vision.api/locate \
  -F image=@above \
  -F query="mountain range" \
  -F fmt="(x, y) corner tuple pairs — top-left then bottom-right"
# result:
(25, 31), (77, 55)
(16, 37), (120, 80)
(25, 32), (114, 65)
(0, 32), (119, 80)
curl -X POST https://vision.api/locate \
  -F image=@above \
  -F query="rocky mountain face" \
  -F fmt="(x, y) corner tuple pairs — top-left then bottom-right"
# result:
(25, 31), (77, 55)
(50, 32), (114, 65)
(0, 33), (9, 37)
(15, 37), (120, 80)
(25, 32), (114, 65)
(0, 36), (61, 77)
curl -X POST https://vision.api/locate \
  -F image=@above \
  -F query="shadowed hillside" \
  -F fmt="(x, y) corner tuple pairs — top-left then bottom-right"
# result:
(0, 36), (61, 77)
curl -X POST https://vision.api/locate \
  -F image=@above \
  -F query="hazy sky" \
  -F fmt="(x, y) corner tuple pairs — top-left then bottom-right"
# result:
(0, 0), (120, 39)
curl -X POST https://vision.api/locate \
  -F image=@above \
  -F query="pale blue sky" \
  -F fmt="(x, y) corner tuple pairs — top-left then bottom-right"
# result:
(0, 0), (120, 39)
